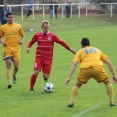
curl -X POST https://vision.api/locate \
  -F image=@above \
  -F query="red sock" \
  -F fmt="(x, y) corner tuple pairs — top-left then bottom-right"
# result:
(30, 74), (37, 90)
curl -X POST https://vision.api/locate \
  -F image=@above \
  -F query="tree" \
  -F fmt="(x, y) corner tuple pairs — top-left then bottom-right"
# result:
(89, 0), (117, 5)
(88, 0), (117, 9)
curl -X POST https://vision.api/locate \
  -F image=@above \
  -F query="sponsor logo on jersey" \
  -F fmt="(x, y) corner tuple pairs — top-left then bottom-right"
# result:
(48, 36), (52, 41)
(15, 27), (18, 30)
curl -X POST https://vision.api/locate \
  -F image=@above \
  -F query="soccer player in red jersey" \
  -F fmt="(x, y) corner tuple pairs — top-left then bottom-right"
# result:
(26, 20), (76, 93)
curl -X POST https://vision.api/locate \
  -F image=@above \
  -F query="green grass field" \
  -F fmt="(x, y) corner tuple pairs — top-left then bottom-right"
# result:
(0, 14), (117, 117)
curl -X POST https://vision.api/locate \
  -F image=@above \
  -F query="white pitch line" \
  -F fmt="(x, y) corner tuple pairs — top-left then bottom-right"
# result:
(72, 102), (105, 117)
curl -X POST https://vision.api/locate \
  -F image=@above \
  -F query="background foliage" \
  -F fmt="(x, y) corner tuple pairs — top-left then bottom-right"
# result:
(4, 0), (117, 5)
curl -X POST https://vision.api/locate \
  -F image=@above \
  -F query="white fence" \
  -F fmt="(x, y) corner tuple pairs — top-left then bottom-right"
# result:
(0, 3), (90, 22)
(1, 3), (117, 22)
(100, 3), (117, 18)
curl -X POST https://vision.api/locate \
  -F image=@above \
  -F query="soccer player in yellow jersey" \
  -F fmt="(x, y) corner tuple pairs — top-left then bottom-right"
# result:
(0, 12), (24, 89)
(65, 38), (117, 107)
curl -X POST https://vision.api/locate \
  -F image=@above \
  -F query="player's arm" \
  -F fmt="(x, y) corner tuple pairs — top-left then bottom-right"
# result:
(65, 61), (79, 85)
(18, 25), (25, 45)
(54, 35), (76, 54)
(19, 35), (25, 45)
(0, 36), (6, 46)
(99, 50), (117, 83)
(26, 35), (36, 53)
(0, 27), (6, 46)
(105, 59), (117, 83)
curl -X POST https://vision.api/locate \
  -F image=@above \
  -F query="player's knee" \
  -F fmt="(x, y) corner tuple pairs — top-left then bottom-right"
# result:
(76, 81), (82, 88)
(6, 62), (12, 69)
(103, 79), (111, 85)
(34, 70), (40, 76)
(14, 65), (19, 70)
(43, 74), (49, 79)
(15, 67), (19, 70)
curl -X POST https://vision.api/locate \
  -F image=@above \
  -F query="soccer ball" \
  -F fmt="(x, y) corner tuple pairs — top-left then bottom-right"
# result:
(44, 83), (54, 93)
(30, 29), (33, 32)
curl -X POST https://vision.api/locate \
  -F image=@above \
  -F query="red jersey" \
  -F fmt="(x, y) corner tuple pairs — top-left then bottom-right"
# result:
(27, 31), (71, 59)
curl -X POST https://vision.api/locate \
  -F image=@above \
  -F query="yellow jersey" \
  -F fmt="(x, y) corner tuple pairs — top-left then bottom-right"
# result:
(0, 23), (24, 52)
(73, 46), (108, 71)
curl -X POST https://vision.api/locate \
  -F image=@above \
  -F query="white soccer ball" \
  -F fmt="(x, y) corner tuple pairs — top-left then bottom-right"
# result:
(44, 83), (54, 93)
(30, 29), (33, 32)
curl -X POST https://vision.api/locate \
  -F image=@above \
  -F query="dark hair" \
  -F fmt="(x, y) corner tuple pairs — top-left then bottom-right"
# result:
(81, 38), (90, 47)
(6, 12), (13, 18)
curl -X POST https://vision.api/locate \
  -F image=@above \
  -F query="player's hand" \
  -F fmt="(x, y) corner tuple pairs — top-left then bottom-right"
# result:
(70, 48), (76, 54)
(113, 76), (117, 83)
(19, 41), (24, 45)
(3, 43), (6, 46)
(65, 78), (70, 86)
(26, 48), (30, 53)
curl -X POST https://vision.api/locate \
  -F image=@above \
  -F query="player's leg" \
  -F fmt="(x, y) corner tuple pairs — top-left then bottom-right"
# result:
(93, 68), (115, 106)
(12, 60), (19, 84)
(43, 73), (50, 83)
(68, 80), (82, 107)
(29, 10), (32, 17)
(30, 70), (40, 92)
(42, 58), (52, 83)
(26, 9), (29, 17)
(68, 68), (90, 107)
(30, 59), (42, 92)
(27, 10), (32, 20)
(3, 51), (13, 88)
(103, 79), (115, 106)
(4, 58), (12, 88)
(12, 51), (20, 84)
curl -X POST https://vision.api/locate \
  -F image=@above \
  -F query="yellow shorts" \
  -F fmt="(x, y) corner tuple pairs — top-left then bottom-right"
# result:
(77, 68), (109, 83)
(2, 51), (20, 62)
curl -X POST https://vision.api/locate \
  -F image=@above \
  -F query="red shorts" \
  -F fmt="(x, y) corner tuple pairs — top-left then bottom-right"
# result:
(34, 57), (53, 74)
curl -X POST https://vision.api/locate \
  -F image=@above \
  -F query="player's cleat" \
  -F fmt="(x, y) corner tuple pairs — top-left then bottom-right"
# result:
(68, 103), (74, 107)
(110, 102), (116, 106)
(12, 75), (17, 84)
(44, 77), (48, 83)
(44, 79), (48, 83)
(8, 84), (12, 89)
(30, 89), (34, 93)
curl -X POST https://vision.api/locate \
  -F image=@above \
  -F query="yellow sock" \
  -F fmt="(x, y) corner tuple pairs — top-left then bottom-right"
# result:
(6, 69), (11, 84)
(106, 83), (114, 102)
(70, 85), (79, 103)
(13, 68), (18, 76)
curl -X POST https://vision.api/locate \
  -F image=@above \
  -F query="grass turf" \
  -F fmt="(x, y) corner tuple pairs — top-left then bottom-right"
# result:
(0, 14), (117, 117)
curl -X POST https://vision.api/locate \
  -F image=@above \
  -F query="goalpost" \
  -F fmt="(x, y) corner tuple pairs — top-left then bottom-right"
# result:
(100, 3), (117, 18)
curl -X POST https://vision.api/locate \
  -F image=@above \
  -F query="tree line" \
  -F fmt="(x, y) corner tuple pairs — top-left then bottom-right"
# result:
(2, 0), (117, 13)
(3, 0), (117, 5)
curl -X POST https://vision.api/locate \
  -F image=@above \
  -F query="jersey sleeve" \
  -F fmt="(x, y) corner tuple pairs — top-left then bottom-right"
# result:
(0, 26), (4, 37)
(18, 24), (24, 35)
(27, 34), (37, 48)
(73, 49), (82, 62)
(98, 49), (108, 62)
(53, 34), (71, 50)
